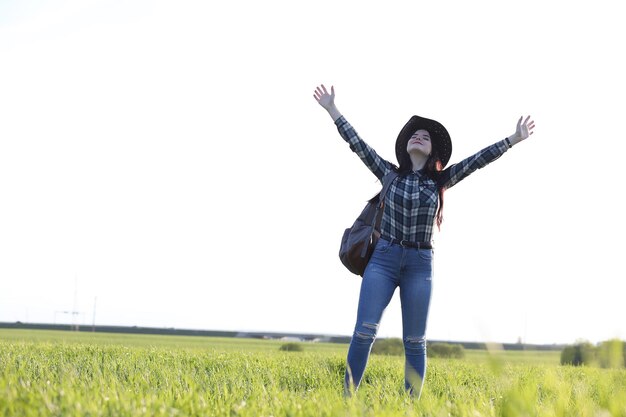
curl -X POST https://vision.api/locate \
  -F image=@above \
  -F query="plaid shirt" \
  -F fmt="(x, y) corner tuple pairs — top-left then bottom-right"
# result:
(335, 116), (510, 243)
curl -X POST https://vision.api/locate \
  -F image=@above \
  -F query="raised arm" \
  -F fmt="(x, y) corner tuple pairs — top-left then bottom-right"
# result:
(438, 116), (535, 189)
(313, 84), (393, 180)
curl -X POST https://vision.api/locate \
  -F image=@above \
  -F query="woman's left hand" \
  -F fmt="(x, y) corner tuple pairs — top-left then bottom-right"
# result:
(509, 115), (535, 145)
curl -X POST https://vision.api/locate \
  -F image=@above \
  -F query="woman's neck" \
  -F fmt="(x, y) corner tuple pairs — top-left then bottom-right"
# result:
(410, 154), (428, 172)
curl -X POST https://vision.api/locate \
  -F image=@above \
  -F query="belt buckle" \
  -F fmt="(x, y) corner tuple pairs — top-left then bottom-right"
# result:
(400, 240), (409, 247)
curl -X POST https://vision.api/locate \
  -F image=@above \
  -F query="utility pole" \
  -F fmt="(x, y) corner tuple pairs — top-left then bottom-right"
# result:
(54, 311), (80, 329)
(73, 276), (79, 331)
(54, 277), (81, 331)
(92, 297), (97, 332)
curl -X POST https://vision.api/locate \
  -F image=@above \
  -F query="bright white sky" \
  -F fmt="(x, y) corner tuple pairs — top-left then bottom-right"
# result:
(1, 0), (624, 345)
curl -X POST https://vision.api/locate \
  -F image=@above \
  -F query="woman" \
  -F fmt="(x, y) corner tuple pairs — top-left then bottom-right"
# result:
(312, 84), (535, 398)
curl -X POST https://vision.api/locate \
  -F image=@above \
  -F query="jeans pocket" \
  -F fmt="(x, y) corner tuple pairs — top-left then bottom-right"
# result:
(417, 248), (433, 260)
(374, 239), (392, 253)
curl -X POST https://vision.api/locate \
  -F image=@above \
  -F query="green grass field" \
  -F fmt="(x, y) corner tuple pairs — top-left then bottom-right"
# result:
(1, 329), (625, 416)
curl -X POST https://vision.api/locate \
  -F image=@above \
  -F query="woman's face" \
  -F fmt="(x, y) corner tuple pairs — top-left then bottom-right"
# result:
(406, 129), (432, 157)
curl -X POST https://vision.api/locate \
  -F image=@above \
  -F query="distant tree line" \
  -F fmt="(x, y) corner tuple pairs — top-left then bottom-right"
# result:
(371, 338), (465, 359)
(561, 339), (625, 368)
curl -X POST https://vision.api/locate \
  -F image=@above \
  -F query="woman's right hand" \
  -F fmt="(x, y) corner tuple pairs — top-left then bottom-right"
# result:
(313, 84), (342, 121)
(313, 84), (335, 110)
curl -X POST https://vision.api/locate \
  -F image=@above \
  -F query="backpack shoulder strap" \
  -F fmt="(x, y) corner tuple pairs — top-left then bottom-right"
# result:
(371, 171), (398, 231)
(379, 171), (399, 203)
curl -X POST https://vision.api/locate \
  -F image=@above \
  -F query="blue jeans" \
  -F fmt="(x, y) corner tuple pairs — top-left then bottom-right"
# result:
(344, 237), (433, 398)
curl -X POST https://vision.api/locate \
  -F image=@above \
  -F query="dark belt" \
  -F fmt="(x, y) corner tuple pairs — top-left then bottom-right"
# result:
(381, 236), (433, 249)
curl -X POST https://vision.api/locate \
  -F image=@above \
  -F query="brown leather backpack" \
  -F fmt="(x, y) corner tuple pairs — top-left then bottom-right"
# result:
(339, 171), (398, 276)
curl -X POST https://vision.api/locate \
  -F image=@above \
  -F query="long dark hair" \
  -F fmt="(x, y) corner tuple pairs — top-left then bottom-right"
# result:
(395, 146), (446, 230)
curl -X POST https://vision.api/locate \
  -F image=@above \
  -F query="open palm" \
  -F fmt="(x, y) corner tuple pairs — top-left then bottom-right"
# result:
(313, 84), (335, 110)
(515, 116), (535, 142)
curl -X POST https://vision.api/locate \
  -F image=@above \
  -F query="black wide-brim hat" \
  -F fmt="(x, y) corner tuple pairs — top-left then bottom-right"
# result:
(395, 115), (452, 168)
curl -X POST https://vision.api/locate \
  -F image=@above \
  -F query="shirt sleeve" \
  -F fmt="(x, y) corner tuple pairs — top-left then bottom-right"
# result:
(437, 139), (510, 190)
(335, 115), (393, 181)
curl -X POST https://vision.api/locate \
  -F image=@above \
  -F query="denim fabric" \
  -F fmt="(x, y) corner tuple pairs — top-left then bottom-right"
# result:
(344, 237), (433, 398)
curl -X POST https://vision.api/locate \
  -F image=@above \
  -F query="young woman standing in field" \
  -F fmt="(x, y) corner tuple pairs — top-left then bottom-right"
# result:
(313, 84), (535, 398)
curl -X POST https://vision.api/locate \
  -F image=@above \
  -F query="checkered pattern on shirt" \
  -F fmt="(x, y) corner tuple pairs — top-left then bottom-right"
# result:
(335, 116), (509, 243)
